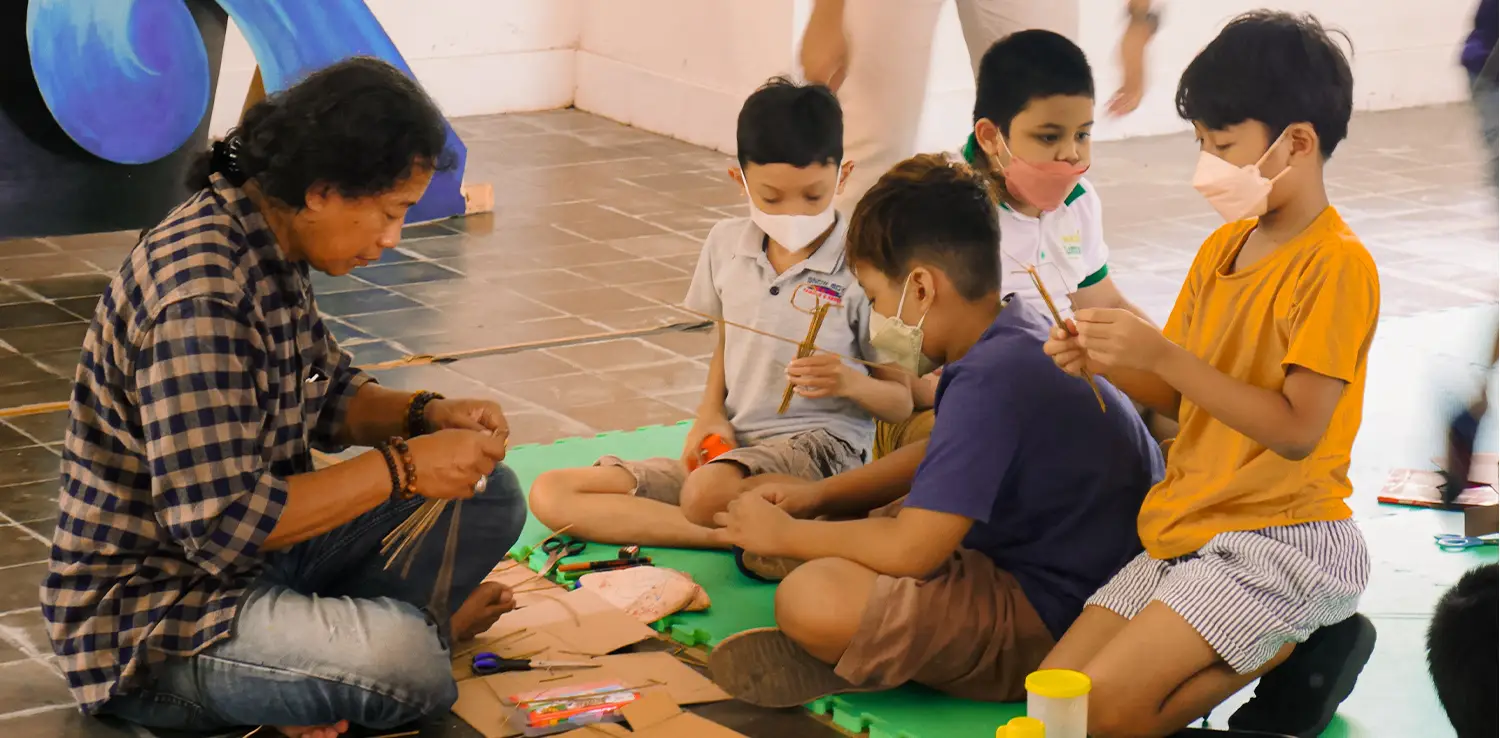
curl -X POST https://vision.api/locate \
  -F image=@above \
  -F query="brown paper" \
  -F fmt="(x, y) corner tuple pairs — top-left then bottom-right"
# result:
(452, 588), (660, 680)
(451, 677), (511, 738)
(453, 651), (731, 738)
(1466, 503), (1500, 537)
(617, 692), (747, 738)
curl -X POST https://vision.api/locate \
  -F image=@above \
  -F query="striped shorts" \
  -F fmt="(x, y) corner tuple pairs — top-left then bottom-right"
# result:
(1086, 520), (1369, 674)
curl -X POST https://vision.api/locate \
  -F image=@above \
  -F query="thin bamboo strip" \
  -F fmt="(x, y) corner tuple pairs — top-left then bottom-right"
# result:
(1025, 266), (1107, 413)
(778, 302), (832, 414)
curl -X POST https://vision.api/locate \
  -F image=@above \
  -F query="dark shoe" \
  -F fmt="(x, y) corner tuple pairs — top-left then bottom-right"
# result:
(707, 627), (877, 708)
(1442, 407), (1483, 504)
(732, 546), (804, 582)
(1228, 614), (1377, 738)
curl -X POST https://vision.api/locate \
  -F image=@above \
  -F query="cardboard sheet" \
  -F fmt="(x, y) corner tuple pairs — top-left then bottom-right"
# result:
(577, 692), (747, 738)
(452, 587), (660, 681)
(450, 651), (731, 738)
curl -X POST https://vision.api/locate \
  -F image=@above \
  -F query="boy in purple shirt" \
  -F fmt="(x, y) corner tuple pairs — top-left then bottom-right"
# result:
(705, 154), (1162, 707)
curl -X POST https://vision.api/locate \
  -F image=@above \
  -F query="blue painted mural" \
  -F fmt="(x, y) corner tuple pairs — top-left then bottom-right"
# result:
(25, 0), (212, 165)
(25, 0), (468, 224)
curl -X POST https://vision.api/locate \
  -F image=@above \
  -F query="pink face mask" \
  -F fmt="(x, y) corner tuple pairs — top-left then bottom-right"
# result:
(1191, 131), (1293, 222)
(995, 134), (1088, 212)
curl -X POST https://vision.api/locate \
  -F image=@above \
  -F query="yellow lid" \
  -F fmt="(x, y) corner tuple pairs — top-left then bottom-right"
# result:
(995, 716), (1045, 738)
(1025, 669), (1092, 699)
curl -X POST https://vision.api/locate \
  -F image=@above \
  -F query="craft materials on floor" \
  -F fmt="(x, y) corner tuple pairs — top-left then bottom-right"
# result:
(452, 649), (731, 738)
(577, 566), (711, 622)
(1379, 459), (1500, 511)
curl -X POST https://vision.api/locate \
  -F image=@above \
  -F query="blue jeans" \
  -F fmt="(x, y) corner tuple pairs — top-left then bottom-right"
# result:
(100, 465), (526, 732)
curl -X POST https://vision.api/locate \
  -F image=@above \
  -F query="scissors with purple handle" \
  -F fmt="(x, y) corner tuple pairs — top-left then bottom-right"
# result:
(471, 652), (598, 676)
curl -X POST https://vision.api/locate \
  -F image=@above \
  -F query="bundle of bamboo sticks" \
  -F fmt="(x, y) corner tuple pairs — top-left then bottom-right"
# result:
(382, 497), (456, 577)
(778, 300), (832, 414)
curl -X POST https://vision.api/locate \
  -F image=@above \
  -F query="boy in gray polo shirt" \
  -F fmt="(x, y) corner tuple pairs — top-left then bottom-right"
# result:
(529, 79), (911, 549)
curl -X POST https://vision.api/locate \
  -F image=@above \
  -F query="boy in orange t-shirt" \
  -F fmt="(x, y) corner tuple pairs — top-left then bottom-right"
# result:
(1041, 12), (1378, 738)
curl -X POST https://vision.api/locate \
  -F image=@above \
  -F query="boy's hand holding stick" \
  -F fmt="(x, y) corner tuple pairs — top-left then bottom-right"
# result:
(1025, 266), (1107, 413)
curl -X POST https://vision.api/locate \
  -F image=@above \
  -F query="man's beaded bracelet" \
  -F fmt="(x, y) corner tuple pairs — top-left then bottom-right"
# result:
(406, 391), (444, 437)
(388, 436), (418, 499)
(376, 443), (405, 502)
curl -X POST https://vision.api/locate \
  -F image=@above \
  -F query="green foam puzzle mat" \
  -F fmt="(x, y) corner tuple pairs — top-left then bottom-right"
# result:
(503, 422), (778, 647)
(495, 307), (1499, 737)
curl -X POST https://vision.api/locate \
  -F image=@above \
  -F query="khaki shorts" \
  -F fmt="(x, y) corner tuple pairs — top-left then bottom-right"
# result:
(834, 548), (1055, 701)
(597, 429), (862, 505)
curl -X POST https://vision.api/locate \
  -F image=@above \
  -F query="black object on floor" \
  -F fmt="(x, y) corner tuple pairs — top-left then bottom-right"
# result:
(1227, 613), (1377, 738)
(732, 545), (775, 583)
(1171, 729), (1295, 737)
(1441, 406), (1482, 503)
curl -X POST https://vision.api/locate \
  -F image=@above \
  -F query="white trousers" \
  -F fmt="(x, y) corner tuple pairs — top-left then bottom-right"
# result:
(834, 0), (1079, 212)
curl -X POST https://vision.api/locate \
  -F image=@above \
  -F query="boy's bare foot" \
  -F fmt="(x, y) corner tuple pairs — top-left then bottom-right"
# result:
(276, 720), (349, 738)
(452, 581), (516, 642)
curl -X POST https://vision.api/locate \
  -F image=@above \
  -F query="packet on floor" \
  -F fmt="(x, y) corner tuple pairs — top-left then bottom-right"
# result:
(577, 567), (711, 622)
(1379, 468), (1499, 509)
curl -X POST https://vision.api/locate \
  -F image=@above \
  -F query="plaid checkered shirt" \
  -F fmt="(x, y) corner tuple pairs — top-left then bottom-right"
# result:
(42, 173), (374, 712)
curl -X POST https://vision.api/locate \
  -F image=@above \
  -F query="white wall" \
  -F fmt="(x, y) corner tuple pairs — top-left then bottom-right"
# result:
(208, 0), (1480, 147)
(208, 0), (581, 138)
(573, 0), (803, 154)
(1078, 0), (1477, 141)
(573, 0), (1478, 151)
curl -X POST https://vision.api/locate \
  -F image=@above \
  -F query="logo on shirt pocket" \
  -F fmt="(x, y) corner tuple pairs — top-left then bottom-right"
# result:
(1062, 231), (1083, 257)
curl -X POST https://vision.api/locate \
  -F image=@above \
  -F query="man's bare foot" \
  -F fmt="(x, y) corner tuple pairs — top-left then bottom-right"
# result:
(452, 581), (516, 642)
(275, 720), (348, 738)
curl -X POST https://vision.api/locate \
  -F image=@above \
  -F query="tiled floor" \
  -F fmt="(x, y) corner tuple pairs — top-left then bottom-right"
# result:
(0, 103), (1495, 736)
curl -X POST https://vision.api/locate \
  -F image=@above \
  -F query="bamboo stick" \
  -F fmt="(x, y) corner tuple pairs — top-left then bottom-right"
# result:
(1025, 266), (1107, 413)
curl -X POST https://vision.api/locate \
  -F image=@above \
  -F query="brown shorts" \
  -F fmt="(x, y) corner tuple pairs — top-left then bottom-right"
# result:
(597, 429), (862, 505)
(833, 548), (1055, 701)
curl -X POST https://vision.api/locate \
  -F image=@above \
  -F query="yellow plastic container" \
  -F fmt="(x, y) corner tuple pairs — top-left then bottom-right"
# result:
(994, 716), (1045, 737)
(1024, 669), (1091, 738)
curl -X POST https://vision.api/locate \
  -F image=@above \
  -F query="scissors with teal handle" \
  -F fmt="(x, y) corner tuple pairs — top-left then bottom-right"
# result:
(541, 537), (587, 576)
(1433, 534), (1499, 551)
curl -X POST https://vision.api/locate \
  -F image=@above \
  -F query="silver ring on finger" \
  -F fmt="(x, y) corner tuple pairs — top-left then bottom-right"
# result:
(473, 475), (488, 494)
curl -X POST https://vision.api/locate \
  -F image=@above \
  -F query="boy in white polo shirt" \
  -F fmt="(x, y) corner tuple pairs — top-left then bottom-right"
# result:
(529, 78), (911, 549)
(962, 30), (1144, 321)
(872, 31), (1158, 460)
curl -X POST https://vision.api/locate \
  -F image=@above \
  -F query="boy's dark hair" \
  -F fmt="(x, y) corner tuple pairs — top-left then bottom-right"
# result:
(1176, 11), (1354, 158)
(1427, 562), (1497, 738)
(972, 30), (1094, 136)
(846, 154), (1000, 301)
(189, 56), (453, 207)
(737, 77), (843, 167)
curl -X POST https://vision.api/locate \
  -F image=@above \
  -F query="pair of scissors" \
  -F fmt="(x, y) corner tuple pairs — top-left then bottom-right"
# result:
(471, 652), (599, 676)
(1433, 533), (1499, 551)
(541, 537), (587, 576)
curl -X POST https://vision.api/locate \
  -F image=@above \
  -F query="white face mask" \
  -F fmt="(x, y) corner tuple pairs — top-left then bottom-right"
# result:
(869, 274), (937, 376)
(1191, 130), (1293, 222)
(742, 171), (839, 251)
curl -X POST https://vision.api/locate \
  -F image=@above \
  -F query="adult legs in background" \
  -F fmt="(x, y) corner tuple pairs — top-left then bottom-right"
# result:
(1445, 59), (1499, 492)
(100, 465), (528, 734)
(832, 0), (945, 213)
(952, 0), (1078, 71)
